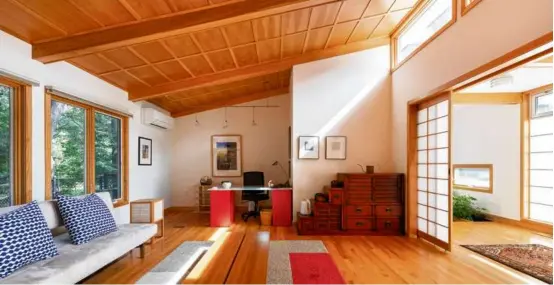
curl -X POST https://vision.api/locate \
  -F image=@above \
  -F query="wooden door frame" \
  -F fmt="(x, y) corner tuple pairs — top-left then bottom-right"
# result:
(405, 32), (553, 250)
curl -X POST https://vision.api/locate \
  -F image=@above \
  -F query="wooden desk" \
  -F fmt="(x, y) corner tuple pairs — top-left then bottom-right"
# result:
(209, 187), (292, 227)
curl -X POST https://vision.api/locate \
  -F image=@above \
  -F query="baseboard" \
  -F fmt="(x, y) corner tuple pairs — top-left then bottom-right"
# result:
(165, 206), (197, 213)
(485, 214), (553, 235)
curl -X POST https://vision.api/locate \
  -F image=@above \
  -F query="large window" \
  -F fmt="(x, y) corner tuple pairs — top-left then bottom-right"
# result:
(453, 164), (493, 193)
(528, 90), (553, 223)
(0, 77), (32, 207)
(46, 94), (128, 206)
(392, 0), (456, 69)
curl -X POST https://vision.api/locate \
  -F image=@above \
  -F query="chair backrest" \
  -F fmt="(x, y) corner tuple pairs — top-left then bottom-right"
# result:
(242, 171), (266, 197)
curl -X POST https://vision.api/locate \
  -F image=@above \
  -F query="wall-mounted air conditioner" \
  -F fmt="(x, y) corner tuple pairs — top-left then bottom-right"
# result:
(142, 108), (174, 130)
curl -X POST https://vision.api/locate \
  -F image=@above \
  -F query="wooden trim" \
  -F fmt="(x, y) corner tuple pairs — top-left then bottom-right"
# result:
(417, 230), (449, 250)
(451, 93), (523, 105)
(485, 214), (553, 235)
(520, 91), (530, 220)
(452, 164), (493, 194)
(461, 0), (483, 17)
(0, 77), (33, 205)
(44, 92), (129, 205)
(426, 32), (553, 97)
(523, 83), (553, 96)
(129, 37), (389, 101)
(391, 0), (457, 71)
(32, 0), (340, 63)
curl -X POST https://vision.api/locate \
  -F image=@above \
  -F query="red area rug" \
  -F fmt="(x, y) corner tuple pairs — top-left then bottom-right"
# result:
(289, 253), (345, 284)
(461, 244), (552, 284)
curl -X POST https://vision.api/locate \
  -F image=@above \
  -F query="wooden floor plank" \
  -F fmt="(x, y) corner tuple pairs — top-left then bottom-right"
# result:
(225, 229), (269, 284)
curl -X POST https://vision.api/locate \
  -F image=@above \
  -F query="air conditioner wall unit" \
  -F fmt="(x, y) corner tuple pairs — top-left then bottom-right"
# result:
(142, 108), (174, 130)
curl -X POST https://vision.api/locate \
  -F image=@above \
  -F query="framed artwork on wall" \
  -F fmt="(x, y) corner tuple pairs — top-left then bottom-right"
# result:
(325, 136), (347, 160)
(138, 137), (152, 166)
(298, 136), (319, 159)
(212, 135), (242, 177)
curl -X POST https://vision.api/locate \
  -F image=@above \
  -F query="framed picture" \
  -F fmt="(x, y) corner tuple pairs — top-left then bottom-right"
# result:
(325, 136), (347, 160)
(138, 137), (152, 165)
(298, 136), (319, 159)
(212, 135), (242, 177)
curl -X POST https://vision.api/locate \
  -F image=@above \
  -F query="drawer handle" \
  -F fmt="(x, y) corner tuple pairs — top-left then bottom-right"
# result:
(356, 222), (364, 226)
(385, 207), (392, 212)
(355, 208), (362, 213)
(385, 221), (392, 227)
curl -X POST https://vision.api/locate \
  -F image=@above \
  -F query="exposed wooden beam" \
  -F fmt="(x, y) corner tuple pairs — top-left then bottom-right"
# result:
(170, 87), (288, 117)
(451, 92), (523, 104)
(32, 0), (339, 63)
(131, 36), (389, 102)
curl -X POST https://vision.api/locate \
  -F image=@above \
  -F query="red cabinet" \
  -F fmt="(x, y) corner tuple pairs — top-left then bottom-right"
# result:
(210, 190), (234, 227)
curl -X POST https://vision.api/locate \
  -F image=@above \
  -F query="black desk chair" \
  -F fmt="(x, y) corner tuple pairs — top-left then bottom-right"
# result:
(241, 171), (270, 222)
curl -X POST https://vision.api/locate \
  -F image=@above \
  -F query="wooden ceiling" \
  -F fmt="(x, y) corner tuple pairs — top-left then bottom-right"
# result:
(0, 0), (418, 117)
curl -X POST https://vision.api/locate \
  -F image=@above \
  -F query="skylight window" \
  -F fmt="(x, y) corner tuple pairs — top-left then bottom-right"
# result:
(393, 0), (455, 68)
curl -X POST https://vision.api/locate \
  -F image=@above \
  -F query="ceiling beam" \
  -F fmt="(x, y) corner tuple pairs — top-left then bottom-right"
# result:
(32, 0), (339, 63)
(130, 37), (390, 102)
(170, 87), (288, 117)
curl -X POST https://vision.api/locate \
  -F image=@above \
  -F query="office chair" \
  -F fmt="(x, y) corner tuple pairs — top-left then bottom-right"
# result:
(241, 171), (270, 222)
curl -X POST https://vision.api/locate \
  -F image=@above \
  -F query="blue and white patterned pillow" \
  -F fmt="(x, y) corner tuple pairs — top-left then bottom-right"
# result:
(0, 201), (58, 278)
(57, 194), (117, 245)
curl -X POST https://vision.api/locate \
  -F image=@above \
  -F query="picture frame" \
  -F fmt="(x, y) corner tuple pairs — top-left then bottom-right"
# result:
(138, 137), (152, 166)
(212, 135), (242, 177)
(298, 136), (319, 159)
(325, 136), (347, 160)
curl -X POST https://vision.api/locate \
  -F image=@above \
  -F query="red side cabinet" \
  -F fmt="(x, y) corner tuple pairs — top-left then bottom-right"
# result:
(210, 190), (234, 227)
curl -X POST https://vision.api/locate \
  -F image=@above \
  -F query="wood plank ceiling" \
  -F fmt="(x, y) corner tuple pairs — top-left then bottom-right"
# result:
(0, 0), (418, 117)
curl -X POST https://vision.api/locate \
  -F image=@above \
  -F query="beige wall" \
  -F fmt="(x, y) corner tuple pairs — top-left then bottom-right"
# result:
(291, 46), (393, 217)
(170, 94), (291, 207)
(391, 0), (553, 173)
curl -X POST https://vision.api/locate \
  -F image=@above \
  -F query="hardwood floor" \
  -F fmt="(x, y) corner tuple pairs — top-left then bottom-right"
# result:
(83, 210), (552, 284)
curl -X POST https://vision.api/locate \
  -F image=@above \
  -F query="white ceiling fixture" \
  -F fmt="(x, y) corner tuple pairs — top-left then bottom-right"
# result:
(490, 73), (514, 88)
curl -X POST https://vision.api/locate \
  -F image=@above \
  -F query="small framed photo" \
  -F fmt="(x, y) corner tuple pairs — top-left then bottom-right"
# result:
(298, 136), (319, 159)
(138, 137), (152, 165)
(325, 136), (347, 160)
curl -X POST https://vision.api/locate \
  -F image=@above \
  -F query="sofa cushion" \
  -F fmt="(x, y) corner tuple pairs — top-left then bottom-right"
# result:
(0, 201), (58, 279)
(0, 223), (157, 284)
(57, 194), (117, 245)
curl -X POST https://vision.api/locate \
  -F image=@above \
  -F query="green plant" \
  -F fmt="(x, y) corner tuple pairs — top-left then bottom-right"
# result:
(453, 192), (487, 221)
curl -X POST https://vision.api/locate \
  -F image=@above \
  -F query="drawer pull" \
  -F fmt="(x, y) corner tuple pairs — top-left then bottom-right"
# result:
(385, 221), (392, 227)
(385, 207), (392, 212)
(355, 208), (362, 213)
(356, 222), (364, 226)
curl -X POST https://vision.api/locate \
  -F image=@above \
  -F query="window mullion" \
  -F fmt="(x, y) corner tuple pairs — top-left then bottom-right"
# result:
(87, 107), (95, 194)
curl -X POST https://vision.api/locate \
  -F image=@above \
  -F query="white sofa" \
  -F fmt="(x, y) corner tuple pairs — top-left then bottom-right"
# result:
(0, 192), (157, 284)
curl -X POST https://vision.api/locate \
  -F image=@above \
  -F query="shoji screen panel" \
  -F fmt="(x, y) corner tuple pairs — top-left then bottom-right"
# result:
(416, 97), (451, 250)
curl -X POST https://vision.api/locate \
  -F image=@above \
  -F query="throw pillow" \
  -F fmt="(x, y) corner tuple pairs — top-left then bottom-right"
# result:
(0, 201), (58, 278)
(57, 194), (117, 245)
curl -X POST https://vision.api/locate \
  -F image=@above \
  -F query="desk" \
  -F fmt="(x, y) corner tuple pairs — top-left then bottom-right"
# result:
(209, 187), (292, 227)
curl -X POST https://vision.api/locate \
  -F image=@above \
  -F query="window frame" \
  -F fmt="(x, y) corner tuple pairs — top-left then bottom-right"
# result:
(45, 93), (129, 207)
(522, 84), (553, 225)
(0, 77), (32, 206)
(461, 0), (483, 17)
(452, 164), (493, 193)
(390, 0), (458, 71)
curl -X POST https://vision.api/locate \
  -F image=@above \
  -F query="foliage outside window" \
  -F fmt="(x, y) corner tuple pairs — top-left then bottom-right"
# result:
(528, 90), (553, 223)
(453, 164), (493, 193)
(392, 0), (456, 69)
(0, 85), (13, 207)
(47, 94), (128, 206)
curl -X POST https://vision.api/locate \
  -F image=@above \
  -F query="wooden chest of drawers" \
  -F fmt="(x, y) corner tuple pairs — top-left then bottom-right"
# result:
(297, 202), (342, 235)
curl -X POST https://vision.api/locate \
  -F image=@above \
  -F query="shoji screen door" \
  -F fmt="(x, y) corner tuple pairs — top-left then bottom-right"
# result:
(416, 96), (451, 251)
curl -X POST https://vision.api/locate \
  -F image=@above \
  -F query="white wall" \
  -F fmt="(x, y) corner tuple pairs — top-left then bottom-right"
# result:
(170, 94), (291, 207)
(391, 0), (553, 173)
(292, 46), (393, 217)
(0, 31), (172, 223)
(452, 104), (520, 220)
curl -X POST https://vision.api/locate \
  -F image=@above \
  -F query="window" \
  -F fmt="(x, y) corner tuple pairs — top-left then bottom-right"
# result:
(46, 94), (129, 206)
(461, 0), (483, 16)
(528, 90), (553, 223)
(0, 77), (32, 207)
(391, 0), (456, 69)
(453, 164), (493, 193)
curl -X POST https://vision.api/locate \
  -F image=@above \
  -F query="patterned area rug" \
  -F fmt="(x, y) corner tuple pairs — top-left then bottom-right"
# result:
(267, 240), (345, 284)
(136, 241), (212, 284)
(461, 244), (553, 284)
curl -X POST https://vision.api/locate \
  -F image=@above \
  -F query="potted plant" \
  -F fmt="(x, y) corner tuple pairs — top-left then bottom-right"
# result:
(453, 192), (489, 221)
